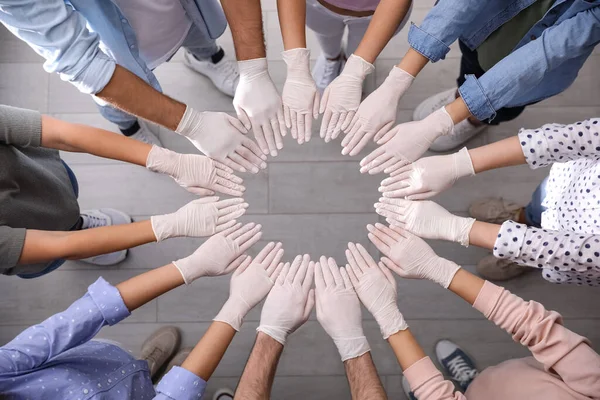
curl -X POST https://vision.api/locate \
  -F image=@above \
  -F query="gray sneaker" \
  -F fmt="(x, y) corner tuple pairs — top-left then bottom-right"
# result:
(79, 208), (131, 266)
(140, 326), (181, 379)
(129, 120), (163, 147)
(469, 198), (523, 224)
(435, 340), (478, 392)
(477, 255), (529, 281)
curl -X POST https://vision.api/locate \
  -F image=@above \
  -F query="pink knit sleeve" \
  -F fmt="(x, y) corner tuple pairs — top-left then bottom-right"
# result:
(473, 281), (600, 399)
(403, 357), (466, 400)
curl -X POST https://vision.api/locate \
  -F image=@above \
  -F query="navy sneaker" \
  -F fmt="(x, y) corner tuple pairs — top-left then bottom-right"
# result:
(435, 340), (478, 392)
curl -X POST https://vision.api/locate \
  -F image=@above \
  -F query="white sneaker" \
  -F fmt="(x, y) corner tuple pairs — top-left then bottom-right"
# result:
(413, 89), (487, 152)
(212, 388), (234, 400)
(183, 48), (239, 97)
(312, 53), (345, 93)
(128, 120), (163, 147)
(80, 208), (132, 266)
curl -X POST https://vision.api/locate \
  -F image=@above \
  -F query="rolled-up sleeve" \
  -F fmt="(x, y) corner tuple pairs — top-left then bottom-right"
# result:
(154, 366), (207, 400)
(0, 0), (116, 94)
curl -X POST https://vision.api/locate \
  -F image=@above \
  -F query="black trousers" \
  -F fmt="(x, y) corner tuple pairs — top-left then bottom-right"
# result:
(457, 41), (527, 125)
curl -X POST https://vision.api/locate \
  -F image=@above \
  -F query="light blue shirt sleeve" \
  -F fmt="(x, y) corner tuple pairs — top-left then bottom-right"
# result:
(459, 8), (600, 121)
(154, 366), (207, 400)
(0, 0), (116, 94)
(0, 277), (130, 375)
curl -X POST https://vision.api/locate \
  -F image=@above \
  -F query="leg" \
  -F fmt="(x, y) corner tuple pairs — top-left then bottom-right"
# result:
(523, 176), (548, 228)
(305, 0), (346, 59)
(182, 23), (220, 61)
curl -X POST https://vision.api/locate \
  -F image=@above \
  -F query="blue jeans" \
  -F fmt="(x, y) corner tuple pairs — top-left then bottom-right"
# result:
(98, 23), (220, 130)
(524, 176), (548, 228)
(17, 161), (80, 279)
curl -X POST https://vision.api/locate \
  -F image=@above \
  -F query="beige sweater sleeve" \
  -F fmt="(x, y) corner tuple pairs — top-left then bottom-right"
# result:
(473, 281), (600, 399)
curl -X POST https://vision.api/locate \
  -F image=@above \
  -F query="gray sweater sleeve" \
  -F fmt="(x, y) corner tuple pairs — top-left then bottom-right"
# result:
(0, 226), (26, 272)
(0, 105), (42, 147)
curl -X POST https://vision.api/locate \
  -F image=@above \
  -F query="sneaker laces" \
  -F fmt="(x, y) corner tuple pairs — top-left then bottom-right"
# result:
(447, 355), (477, 386)
(143, 347), (164, 365)
(81, 214), (108, 229)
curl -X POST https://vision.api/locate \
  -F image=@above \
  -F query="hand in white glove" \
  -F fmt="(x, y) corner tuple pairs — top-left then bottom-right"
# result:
(151, 197), (248, 242)
(374, 198), (475, 247)
(282, 49), (320, 145)
(173, 222), (262, 284)
(146, 146), (246, 196)
(341, 67), (414, 156)
(234, 58), (286, 157)
(379, 147), (475, 200)
(319, 54), (374, 143)
(343, 243), (407, 339)
(215, 242), (285, 331)
(360, 107), (454, 175)
(315, 256), (370, 361)
(257, 254), (315, 345)
(367, 223), (460, 288)
(175, 108), (267, 174)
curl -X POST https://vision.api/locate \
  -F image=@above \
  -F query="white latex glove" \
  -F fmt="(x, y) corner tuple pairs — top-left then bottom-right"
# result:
(233, 58), (286, 157)
(173, 222), (262, 284)
(257, 254), (315, 345)
(282, 48), (320, 145)
(380, 147), (475, 200)
(341, 67), (414, 156)
(367, 223), (460, 288)
(374, 198), (475, 247)
(315, 256), (370, 361)
(151, 197), (248, 242)
(360, 107), (454, 175)
(175, 107), (267, 173)
(146, 146), (246, 196)
(319, 54), (374, 143)
(214, 242), (285, 331)
(344, 243), (407, 339)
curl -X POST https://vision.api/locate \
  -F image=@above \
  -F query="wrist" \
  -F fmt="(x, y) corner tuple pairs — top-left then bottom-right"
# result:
(282, 48), (311, 77)
(449, 215), (476, 247)
(145, 145), (179, 176)
(374, 307), (408, 339)
(334, 336), (371, 362)
(385, 66), (415, 90)
(453, 147), (476, 179)
(175, 106), (205, 138)
(214, 297), (250, 331)
(256, 325), (288, 345)
(238, 58), (269, 80)
(150, 212), (177, 242)
(432, 257), (461, 289)
(342, 54), (374, 80)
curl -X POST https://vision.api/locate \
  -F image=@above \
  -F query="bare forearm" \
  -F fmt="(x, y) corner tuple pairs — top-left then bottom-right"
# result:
(468, 221), (501, 250)
(387, 329), (426, 371)
(116, 263), (184, 311)
(181, 321), (236, 380)
(235, 332), (283, 400)
(397, 48), (428, 77)
(344, 352), (387, 400)
(445, 96), (472, 124)
(221, 0), (266, 60)
(41, 115), (151, 167)
(96, 65), (186, 131)
(19, 220), (157, 264)
(447, 268), (485, 306)
(468, 136), (526, 173)
(354, 0), (412, 64)
(277, 0), (306, 49)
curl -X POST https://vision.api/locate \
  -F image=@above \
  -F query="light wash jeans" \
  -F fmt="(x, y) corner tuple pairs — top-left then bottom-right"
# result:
(524, 176), (548, 228)
(98, 23), (220, 130)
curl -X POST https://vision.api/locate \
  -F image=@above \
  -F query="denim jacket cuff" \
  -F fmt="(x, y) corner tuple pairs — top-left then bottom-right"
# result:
(63, 53), (116, 95)
(408, 23), (450, 63)
(458, 74), (497, 121)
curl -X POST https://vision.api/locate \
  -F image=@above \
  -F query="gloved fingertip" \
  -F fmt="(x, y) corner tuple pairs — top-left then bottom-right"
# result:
(260, 162), (267, 169)
(341, 148), (348, 155)
(270, 150), (278, 157)
(251, 166), (259, 173)
(239, 167), (247, 173)
(261, 154), (267, 161)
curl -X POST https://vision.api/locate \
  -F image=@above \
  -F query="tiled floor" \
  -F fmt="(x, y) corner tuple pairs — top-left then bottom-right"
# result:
(1, 2), (600, 399)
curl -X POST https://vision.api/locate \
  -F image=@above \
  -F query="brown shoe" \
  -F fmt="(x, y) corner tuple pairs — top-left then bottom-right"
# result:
(140, 326), (181, 379)
(476, 255), (529, 281)
(162, 347), (193, 377)
(469, 198), (523, 224)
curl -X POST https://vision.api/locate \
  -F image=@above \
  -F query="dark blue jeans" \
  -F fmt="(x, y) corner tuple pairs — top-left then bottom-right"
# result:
(17, 160), (80, 279)
(524, 177), (548, 228)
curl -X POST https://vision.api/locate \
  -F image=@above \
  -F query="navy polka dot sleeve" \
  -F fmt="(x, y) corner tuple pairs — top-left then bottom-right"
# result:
(494, 221), (600, 286)
(518, 118), (600, 169)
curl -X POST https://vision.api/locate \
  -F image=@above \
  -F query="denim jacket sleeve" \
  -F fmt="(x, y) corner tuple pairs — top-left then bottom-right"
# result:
(0, 277), (130, 375)
(0, 0), (116, 94)
(459, 8), (600, 121)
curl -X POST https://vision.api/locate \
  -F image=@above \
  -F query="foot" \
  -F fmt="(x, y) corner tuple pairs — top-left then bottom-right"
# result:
(435, 339), (478, 392)
(413, 89), (487, 152)
(212, 388), (234, 400)
(140, 326), (181, 380)
(79, 209), (131, 266)
(312, 53), (345, 93)
(128, 120), (163, 147)
(401, 375), (418, 400)
(477, 255), (529, 281)
(183, 48), (239, 97)
(469, 197), (523, 224)
(162, 347), (193, 377)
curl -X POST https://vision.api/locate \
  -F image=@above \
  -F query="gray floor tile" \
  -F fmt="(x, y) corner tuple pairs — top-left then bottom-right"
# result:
(384, 376), (410, 400)
(0, 63), (48, 112)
